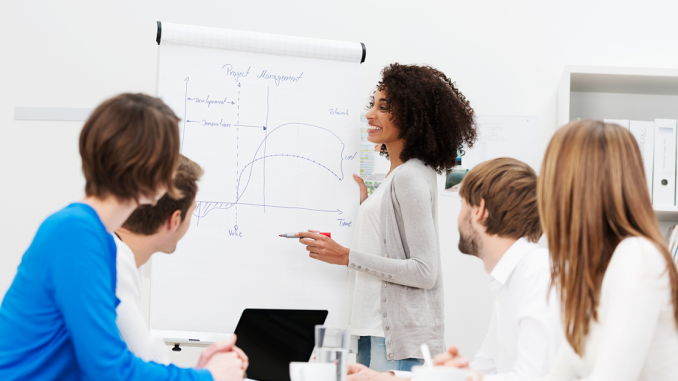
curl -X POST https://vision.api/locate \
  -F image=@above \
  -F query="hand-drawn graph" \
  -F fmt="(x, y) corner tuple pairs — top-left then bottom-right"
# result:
(176, 62), (357, 235)
(153, 39), (360, 336)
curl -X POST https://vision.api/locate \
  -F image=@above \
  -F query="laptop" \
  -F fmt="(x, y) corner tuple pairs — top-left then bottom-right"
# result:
(234, 308), (329, 381)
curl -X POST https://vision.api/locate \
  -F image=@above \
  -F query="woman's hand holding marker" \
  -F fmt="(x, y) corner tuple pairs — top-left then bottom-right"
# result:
(297, 230), (350, 266)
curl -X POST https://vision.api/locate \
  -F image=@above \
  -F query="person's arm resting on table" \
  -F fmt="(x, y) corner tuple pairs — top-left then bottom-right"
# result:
(51, 220), (212, 380)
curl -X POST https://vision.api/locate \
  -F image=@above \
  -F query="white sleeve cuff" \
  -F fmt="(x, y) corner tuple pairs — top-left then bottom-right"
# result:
(390, 370), (414, 379)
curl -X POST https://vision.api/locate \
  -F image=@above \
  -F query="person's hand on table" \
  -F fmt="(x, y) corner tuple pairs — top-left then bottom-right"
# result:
(353, 174), (368, 205)
(433, 346), (482, 381)
(347, 363), (406, 381)
(297, 230), (350, 265)
(204, 352), (245, 381)
(197, 334), (249, 371)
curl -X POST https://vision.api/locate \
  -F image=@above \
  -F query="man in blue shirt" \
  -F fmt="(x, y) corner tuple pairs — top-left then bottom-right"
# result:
(0, 93), (247, 381)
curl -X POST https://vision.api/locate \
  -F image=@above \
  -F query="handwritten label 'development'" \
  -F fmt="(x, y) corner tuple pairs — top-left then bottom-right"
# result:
(188, 96), (233, 107)
(257, 70), (303, 86)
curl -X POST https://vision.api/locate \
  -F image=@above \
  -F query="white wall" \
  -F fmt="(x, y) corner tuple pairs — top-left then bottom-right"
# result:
(2, 0), (678, 365)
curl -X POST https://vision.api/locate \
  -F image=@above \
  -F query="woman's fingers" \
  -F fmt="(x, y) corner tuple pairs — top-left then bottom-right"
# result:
(443, 357), (469, 368)
(347, 363), (368, 374)
(433, 352), (453, 366)
(196, 334), (238, 368)
(296, 231), (325, 240)
(299, 238), (321, 247)
(353, 174), (368, 205)
(447, 345), (460, 356)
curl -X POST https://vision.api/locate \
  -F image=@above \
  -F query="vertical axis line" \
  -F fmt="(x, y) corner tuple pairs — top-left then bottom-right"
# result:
(182, 77), (189, 153)
(263, 86), (269, 212)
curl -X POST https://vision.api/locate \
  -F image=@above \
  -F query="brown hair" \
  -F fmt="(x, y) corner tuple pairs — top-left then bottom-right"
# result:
(538, 120), (678, 355)
(79, 93), (181, 202)
(122, 155), (203, 235)
(369, 63), (477, 174)
(460, 157), (541, 242)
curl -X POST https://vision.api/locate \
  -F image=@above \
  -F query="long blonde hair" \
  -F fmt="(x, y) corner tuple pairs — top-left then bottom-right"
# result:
(537, 120), (678, 355)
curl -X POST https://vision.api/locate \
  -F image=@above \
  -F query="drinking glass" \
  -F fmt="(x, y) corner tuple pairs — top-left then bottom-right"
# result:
(314, 325), (350, 381)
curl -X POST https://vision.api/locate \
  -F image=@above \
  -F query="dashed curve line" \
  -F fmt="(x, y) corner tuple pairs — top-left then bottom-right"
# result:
(234, 122), (345, 208)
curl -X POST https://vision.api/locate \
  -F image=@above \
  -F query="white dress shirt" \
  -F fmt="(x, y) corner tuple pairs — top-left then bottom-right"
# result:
(470, 238), (562, 381)
(536, 237), (678, 381)
(114, 235), (170, 364)
(391, 238), (561, 380)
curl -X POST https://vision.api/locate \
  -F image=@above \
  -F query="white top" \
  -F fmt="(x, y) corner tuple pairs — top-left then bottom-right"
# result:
(114, 235), (170, 365)
(390, 238), (561, 381)
(346, 167), (400, 337)
(469, 238), (562, 381)
(536, 237), (678, 381)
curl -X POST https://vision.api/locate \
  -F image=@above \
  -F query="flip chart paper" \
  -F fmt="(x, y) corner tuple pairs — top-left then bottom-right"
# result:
(151, 25), (361, 336)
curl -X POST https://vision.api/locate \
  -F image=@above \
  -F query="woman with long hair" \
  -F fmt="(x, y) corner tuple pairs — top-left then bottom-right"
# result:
(297, 63), (477, 371)
(537, 120), (678, 380)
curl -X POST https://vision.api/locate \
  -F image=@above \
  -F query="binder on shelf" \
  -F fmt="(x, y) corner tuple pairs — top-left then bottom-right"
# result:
(667, 225), (678, 264)
(604, 119), (630, 129)
(652, 119), (677, 206)
(629, 121), (655, 201)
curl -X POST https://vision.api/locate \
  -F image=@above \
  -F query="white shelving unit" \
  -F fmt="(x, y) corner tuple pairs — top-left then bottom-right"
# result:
(557, 65), (678, 223)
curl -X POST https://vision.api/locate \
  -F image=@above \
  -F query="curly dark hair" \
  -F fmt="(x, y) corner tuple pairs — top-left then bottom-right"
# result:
(369, 63), (477, 174)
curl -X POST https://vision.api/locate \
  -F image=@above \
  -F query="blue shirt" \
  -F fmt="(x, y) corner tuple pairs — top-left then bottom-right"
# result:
(0, 203), (212, 380)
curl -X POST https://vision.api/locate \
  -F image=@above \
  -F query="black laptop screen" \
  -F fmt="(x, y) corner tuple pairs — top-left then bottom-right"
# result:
(233, 309), (328, 381)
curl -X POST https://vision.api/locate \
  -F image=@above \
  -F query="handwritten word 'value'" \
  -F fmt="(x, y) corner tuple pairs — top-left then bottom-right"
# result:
(222, 64), (251, 83)
(257, 70), (303, 86)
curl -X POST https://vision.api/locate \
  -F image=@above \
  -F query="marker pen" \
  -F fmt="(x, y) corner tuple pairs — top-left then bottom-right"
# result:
(279, 232), (331, 238)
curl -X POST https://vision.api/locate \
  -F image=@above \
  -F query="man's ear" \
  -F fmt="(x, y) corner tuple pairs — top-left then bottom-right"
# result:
(167, 210), (183, 233)
(473, 198), (489, 227)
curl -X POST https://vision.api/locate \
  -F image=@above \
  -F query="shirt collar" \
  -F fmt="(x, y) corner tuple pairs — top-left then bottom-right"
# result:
(489, 237), (536, 286)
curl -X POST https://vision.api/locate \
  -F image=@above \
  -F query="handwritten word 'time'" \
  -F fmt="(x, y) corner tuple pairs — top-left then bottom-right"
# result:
(329, 108), (348, 116)
(337, 219), (353, 227)
(188, 96), (234, 107)
(222, 64), (251, 83)
(257, 70), (303, 86)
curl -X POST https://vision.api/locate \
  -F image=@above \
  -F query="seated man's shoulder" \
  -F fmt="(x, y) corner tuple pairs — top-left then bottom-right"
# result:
(515, 247), (552, 284)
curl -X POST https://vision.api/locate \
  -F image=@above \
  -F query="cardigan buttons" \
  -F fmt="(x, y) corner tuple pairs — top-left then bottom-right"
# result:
(388, 353), (394, 359)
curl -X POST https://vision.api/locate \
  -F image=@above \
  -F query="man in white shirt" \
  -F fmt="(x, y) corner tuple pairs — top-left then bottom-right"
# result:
(348, 158), (561, 381)
(114, 154), (202, 364)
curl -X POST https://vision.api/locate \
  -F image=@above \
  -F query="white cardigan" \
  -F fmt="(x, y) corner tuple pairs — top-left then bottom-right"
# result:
(114, 235), (170, 365)
(538, 237), (678, 381)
